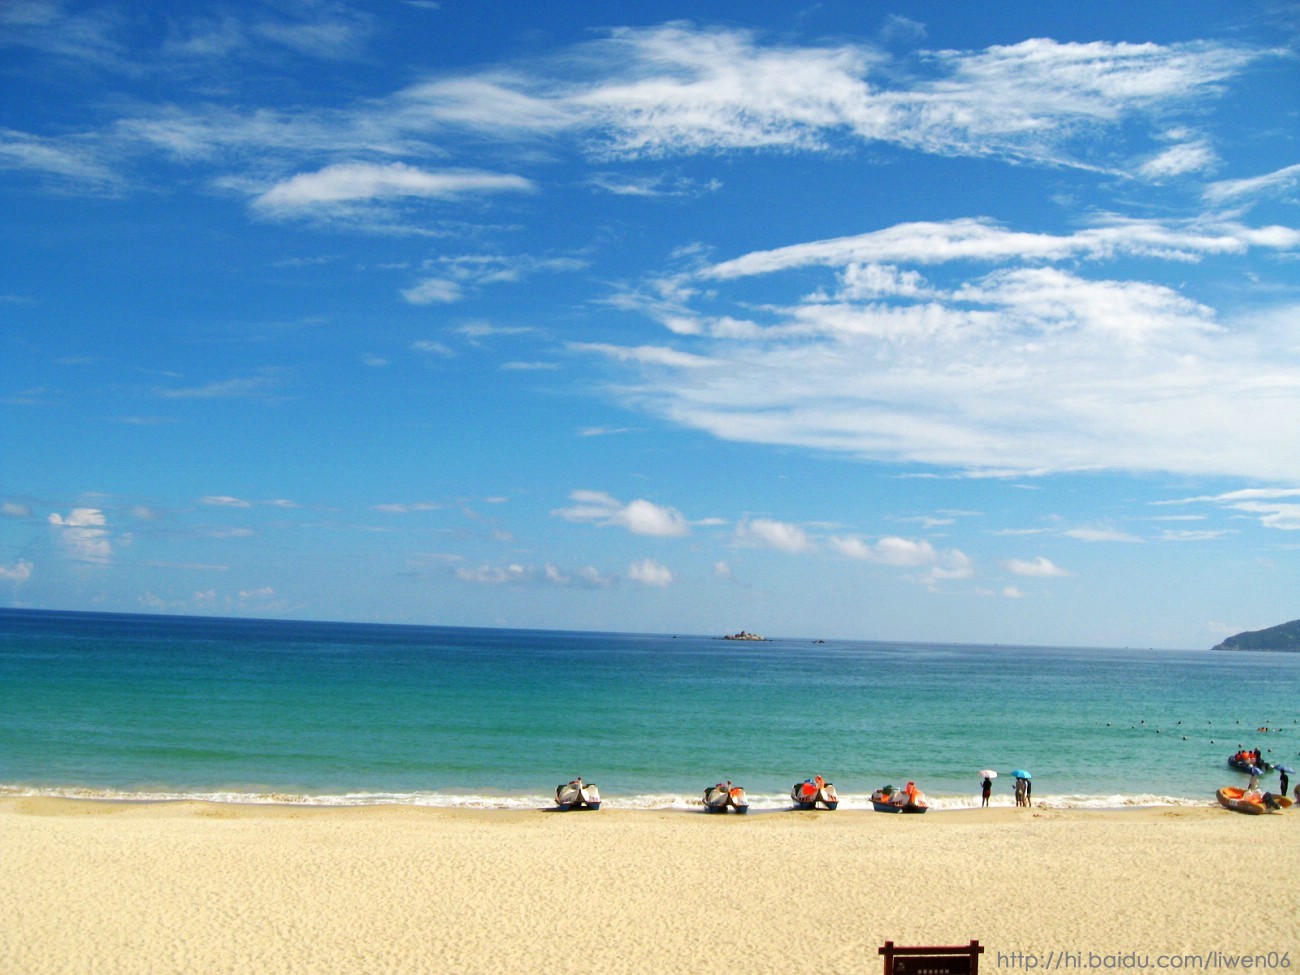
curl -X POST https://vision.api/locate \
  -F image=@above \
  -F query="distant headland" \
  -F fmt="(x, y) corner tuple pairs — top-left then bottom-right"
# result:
(721, 630), (765, 641)
(1213, 619), (1300, 651)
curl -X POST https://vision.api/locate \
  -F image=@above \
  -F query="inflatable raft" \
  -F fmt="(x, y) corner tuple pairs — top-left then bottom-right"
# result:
(704, 781), (749, 813)
(791, 775), (839, 810)
(555, 777), (601, 810)
(1216, 786), (1289, 815)
(1228, 754), (1273, 773)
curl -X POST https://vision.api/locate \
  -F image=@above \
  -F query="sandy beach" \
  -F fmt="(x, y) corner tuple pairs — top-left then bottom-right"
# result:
(3, 797), (1297, 975)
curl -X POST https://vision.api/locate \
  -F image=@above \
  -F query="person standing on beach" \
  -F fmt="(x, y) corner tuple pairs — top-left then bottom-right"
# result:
(981, 777), (992, 807)
(1014, 777), (1026, 807)
(1025, 778), (1032, 807)
(1280, 768), (1290, 797)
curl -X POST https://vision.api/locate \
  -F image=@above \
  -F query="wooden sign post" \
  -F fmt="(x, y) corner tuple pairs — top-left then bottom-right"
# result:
(880, 941), (984, 975)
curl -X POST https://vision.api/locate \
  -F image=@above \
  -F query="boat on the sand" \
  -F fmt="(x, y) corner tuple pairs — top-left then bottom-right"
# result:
(1216, 786), (1289, 815)
(870, 781), (928, 814)
(704, 781), (749, 813)
(555, 777), (601, 810)
(791, 775), (839, 810)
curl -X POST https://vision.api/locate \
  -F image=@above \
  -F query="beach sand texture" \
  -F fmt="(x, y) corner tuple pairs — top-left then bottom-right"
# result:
(3, 798), (1297, 975)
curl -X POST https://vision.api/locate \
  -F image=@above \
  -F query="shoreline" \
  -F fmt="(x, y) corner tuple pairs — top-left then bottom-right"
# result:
(0, 782), (1232, 812)
(4, 796), (1297, 975)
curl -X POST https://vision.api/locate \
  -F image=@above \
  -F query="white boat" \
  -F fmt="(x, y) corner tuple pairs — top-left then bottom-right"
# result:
(791, 774), (839, 810)
(555, 777), (601, 810)
(703, 781), (749, 813)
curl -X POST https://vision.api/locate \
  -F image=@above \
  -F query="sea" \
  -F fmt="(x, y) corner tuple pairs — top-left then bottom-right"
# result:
(2, 608), (1296, 811)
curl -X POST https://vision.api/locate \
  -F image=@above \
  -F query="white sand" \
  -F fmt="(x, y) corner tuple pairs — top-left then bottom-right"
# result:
(3, 798), (1297, 975)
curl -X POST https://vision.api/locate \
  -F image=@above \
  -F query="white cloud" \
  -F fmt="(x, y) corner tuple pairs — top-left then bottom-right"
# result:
(571, 342), (714, 369)
(48, 508), (112, 563)
(455, 561), (614, 587)
(456, 563), (531, 585)
(254, 162), (533, 212)
(736, 518), (813, 553)
(1004, 556), (1070, 577)
(410, 339), (455, 356)
(456, 322), (538, 340)
(1139, 141), (1216, 179)
(4, 24), (1273, 201)
(407, 28), (1262, 173)
(628, 557), (674, 587)
(1152, 490), (1300, 534)
(704, 217), (1279, 280)
(830, 535), (936, 566)
(1227, 501), (1300, 531)
(552, 490), (690, 537)
(922, 550), (975, 587)
(3, 501), (32, 517)
(1065, 527), (1144, 543)
(372, 502), (441, 514)
(403, 279), (463, 305)
(1160, 529), (1232, 541)
(0, 560), (33, 582)
(591, 213), (1300, 481)
(200, 495), (253, 508)
(830, 534), (972, 587)
(1204, 163), (1300, 204)
(160, 371), (287, 400)
(48, 508), (107, 528)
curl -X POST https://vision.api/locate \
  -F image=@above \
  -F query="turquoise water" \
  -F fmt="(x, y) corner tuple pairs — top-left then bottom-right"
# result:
(2, 609), (1296, 809)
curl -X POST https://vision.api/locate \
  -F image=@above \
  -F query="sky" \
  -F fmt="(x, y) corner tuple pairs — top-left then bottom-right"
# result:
(2, 1), (1299, 648)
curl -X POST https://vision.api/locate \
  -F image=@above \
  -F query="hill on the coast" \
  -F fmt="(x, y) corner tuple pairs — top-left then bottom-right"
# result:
(1213, 619), (1300, 651)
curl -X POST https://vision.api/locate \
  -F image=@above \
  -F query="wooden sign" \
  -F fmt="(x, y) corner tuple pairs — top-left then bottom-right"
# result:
(880, 941), (984, 975)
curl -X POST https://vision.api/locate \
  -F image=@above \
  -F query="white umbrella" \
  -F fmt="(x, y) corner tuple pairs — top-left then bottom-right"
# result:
(978, 769), (997, 779)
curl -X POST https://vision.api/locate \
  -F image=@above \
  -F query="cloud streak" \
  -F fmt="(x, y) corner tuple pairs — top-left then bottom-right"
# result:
(583, 214), (1300, 481)
(254, 162), (534, 213)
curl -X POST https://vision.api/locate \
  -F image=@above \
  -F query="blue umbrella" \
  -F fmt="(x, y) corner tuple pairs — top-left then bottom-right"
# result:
(1276, 764), (1295, 774)
(1012, 769), (1032, 779)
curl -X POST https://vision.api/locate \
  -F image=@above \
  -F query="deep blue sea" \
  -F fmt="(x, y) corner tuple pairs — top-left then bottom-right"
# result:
(2, 609), (1296, 810)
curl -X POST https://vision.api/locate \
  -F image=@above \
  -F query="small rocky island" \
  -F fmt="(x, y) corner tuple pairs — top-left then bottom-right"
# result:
(722, 629), (765, 641)
(1213, 619), (1300, 651)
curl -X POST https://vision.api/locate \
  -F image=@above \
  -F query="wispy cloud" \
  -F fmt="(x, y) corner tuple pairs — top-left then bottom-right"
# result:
(1157, 488), (1300, 531)
(455, 562), (613, 588)
(387, 27), (1268, 172)
(1064, 527), (1144, 543)
(1204, 162), (1300, 204)
(402, 255), (583, 305)
(1003, 556), (1070, 577)
(5, 23), (1273, 200)
(158, 370), (289, 401)
(585, 215), (1300, 481)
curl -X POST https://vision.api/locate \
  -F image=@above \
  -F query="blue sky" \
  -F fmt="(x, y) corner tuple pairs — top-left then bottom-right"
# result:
(2, 1), (1298, 648)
